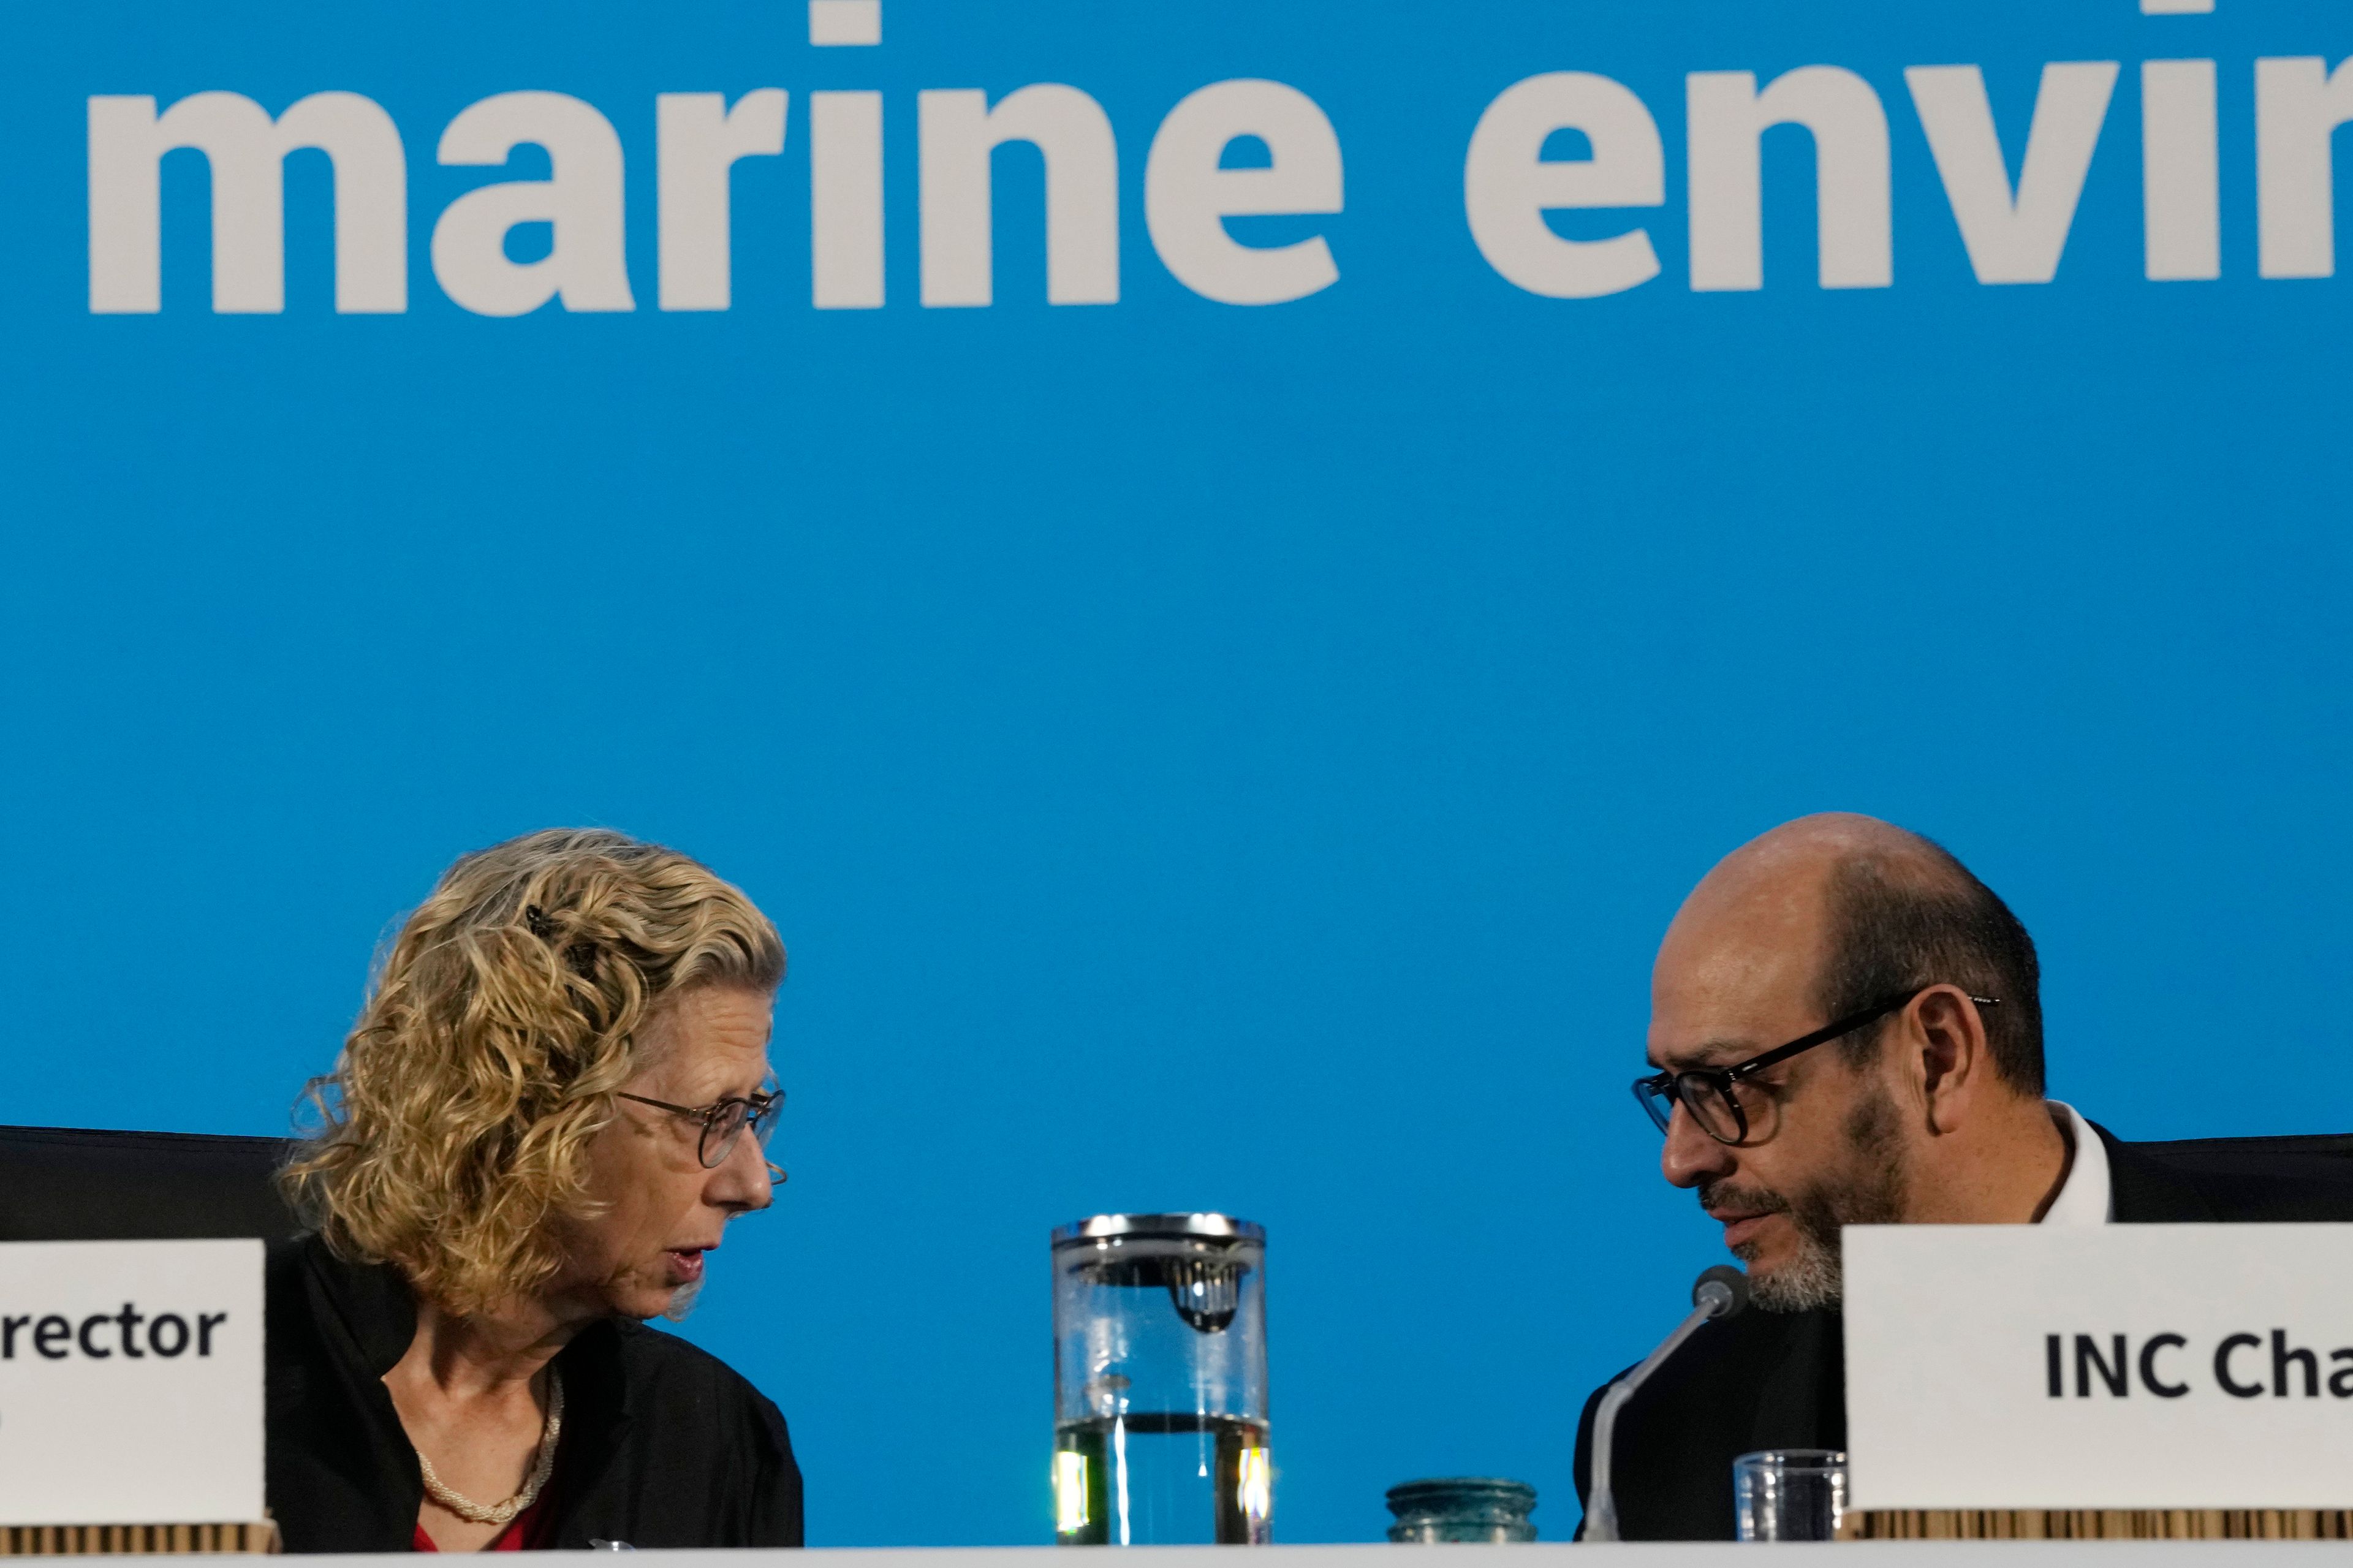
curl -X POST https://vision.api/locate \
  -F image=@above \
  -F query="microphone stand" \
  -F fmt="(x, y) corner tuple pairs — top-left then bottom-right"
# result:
(1583, 1265), (1751, 1543)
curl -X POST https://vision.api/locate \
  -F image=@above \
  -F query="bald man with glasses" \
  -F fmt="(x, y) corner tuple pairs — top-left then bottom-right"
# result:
(1574, 814), (2353, 1540)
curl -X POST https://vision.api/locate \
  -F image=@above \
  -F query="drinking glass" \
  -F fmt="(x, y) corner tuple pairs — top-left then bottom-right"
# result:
(1732, 1449), (1847, 1542)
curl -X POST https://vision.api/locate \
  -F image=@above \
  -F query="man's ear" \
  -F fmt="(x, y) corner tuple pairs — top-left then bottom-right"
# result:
(1912, 986), (1991, 1135)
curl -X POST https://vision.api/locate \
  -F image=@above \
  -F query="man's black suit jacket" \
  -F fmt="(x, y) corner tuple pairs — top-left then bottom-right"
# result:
(1571, 1122), (2353, 1541)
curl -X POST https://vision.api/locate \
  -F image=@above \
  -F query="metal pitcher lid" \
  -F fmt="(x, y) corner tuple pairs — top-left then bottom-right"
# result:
(1051, 1212), (1263, 1248)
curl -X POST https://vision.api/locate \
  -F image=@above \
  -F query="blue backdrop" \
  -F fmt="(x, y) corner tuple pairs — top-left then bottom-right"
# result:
(3, 0), (2347, 1547)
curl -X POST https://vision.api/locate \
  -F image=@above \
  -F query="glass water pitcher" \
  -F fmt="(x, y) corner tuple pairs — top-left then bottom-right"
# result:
(1051, 1213), (1270, 1545)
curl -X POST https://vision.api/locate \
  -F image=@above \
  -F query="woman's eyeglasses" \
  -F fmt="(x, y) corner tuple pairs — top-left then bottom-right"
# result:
(617, 1087), (784, 1168)
(1633, 989), (1999, 1146)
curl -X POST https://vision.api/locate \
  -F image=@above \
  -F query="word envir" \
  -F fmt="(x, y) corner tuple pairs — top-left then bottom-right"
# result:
(80, 7), (2353, 314)
(2045, 1331), (2353, 1400)
(1, 1305), (232, 1361)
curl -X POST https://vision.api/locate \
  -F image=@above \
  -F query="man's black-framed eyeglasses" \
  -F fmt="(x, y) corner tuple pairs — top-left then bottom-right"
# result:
(617, 1086), (784, 1168)
(1632, 989), (1999, 1146)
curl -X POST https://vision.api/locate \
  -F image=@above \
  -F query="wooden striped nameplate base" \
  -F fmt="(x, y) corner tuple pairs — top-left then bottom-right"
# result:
(1841, 1510), (2353, 1541)
(0, 1523), (277, 1556)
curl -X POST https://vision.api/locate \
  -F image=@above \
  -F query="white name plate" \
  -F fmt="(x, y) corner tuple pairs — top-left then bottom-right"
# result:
(1846, 1224), (2353, 1510)
(0, 1238), (264, 1525)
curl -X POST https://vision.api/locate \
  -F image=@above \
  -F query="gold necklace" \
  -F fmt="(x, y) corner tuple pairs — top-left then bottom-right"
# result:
(415, 1373), (564, 1526)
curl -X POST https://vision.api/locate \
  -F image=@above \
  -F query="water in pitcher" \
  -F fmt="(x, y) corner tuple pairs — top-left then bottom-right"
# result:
(1053, 1413), (1271, 1545)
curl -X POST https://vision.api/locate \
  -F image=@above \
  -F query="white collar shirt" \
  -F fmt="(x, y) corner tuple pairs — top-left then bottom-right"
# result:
(2039, 1099), (2112, 1225)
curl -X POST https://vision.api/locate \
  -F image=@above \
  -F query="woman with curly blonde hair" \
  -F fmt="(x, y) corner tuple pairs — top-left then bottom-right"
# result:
(265, 828), (800, 1553)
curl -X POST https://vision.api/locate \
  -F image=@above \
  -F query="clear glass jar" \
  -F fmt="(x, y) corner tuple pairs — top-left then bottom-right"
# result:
(1051, 1213), (1270, 1545)
(1384, 1478), (1538, 1543)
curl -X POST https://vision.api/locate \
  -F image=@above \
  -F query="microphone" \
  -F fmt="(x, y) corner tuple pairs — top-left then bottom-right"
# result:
(1582, 1265), (1751, 1543)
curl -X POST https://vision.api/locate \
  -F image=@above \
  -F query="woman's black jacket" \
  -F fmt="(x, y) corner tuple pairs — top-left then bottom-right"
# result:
(265, 1235), (803, 1552)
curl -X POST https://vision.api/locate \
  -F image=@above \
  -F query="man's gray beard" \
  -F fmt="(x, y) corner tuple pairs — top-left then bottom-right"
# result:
(1744, 1224), (1844, 1312)
(1723, 1084), (1909, 1313)
(662, 1278), (703, 1324)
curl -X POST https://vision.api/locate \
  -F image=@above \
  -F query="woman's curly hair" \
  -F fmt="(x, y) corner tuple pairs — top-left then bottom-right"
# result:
(279, 828), (785, 1316)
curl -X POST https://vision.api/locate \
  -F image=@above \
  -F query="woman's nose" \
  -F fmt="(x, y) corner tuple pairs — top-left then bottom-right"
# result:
(1660, 1102), (1736, 1189)
(708, 1128), (775, 1211)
